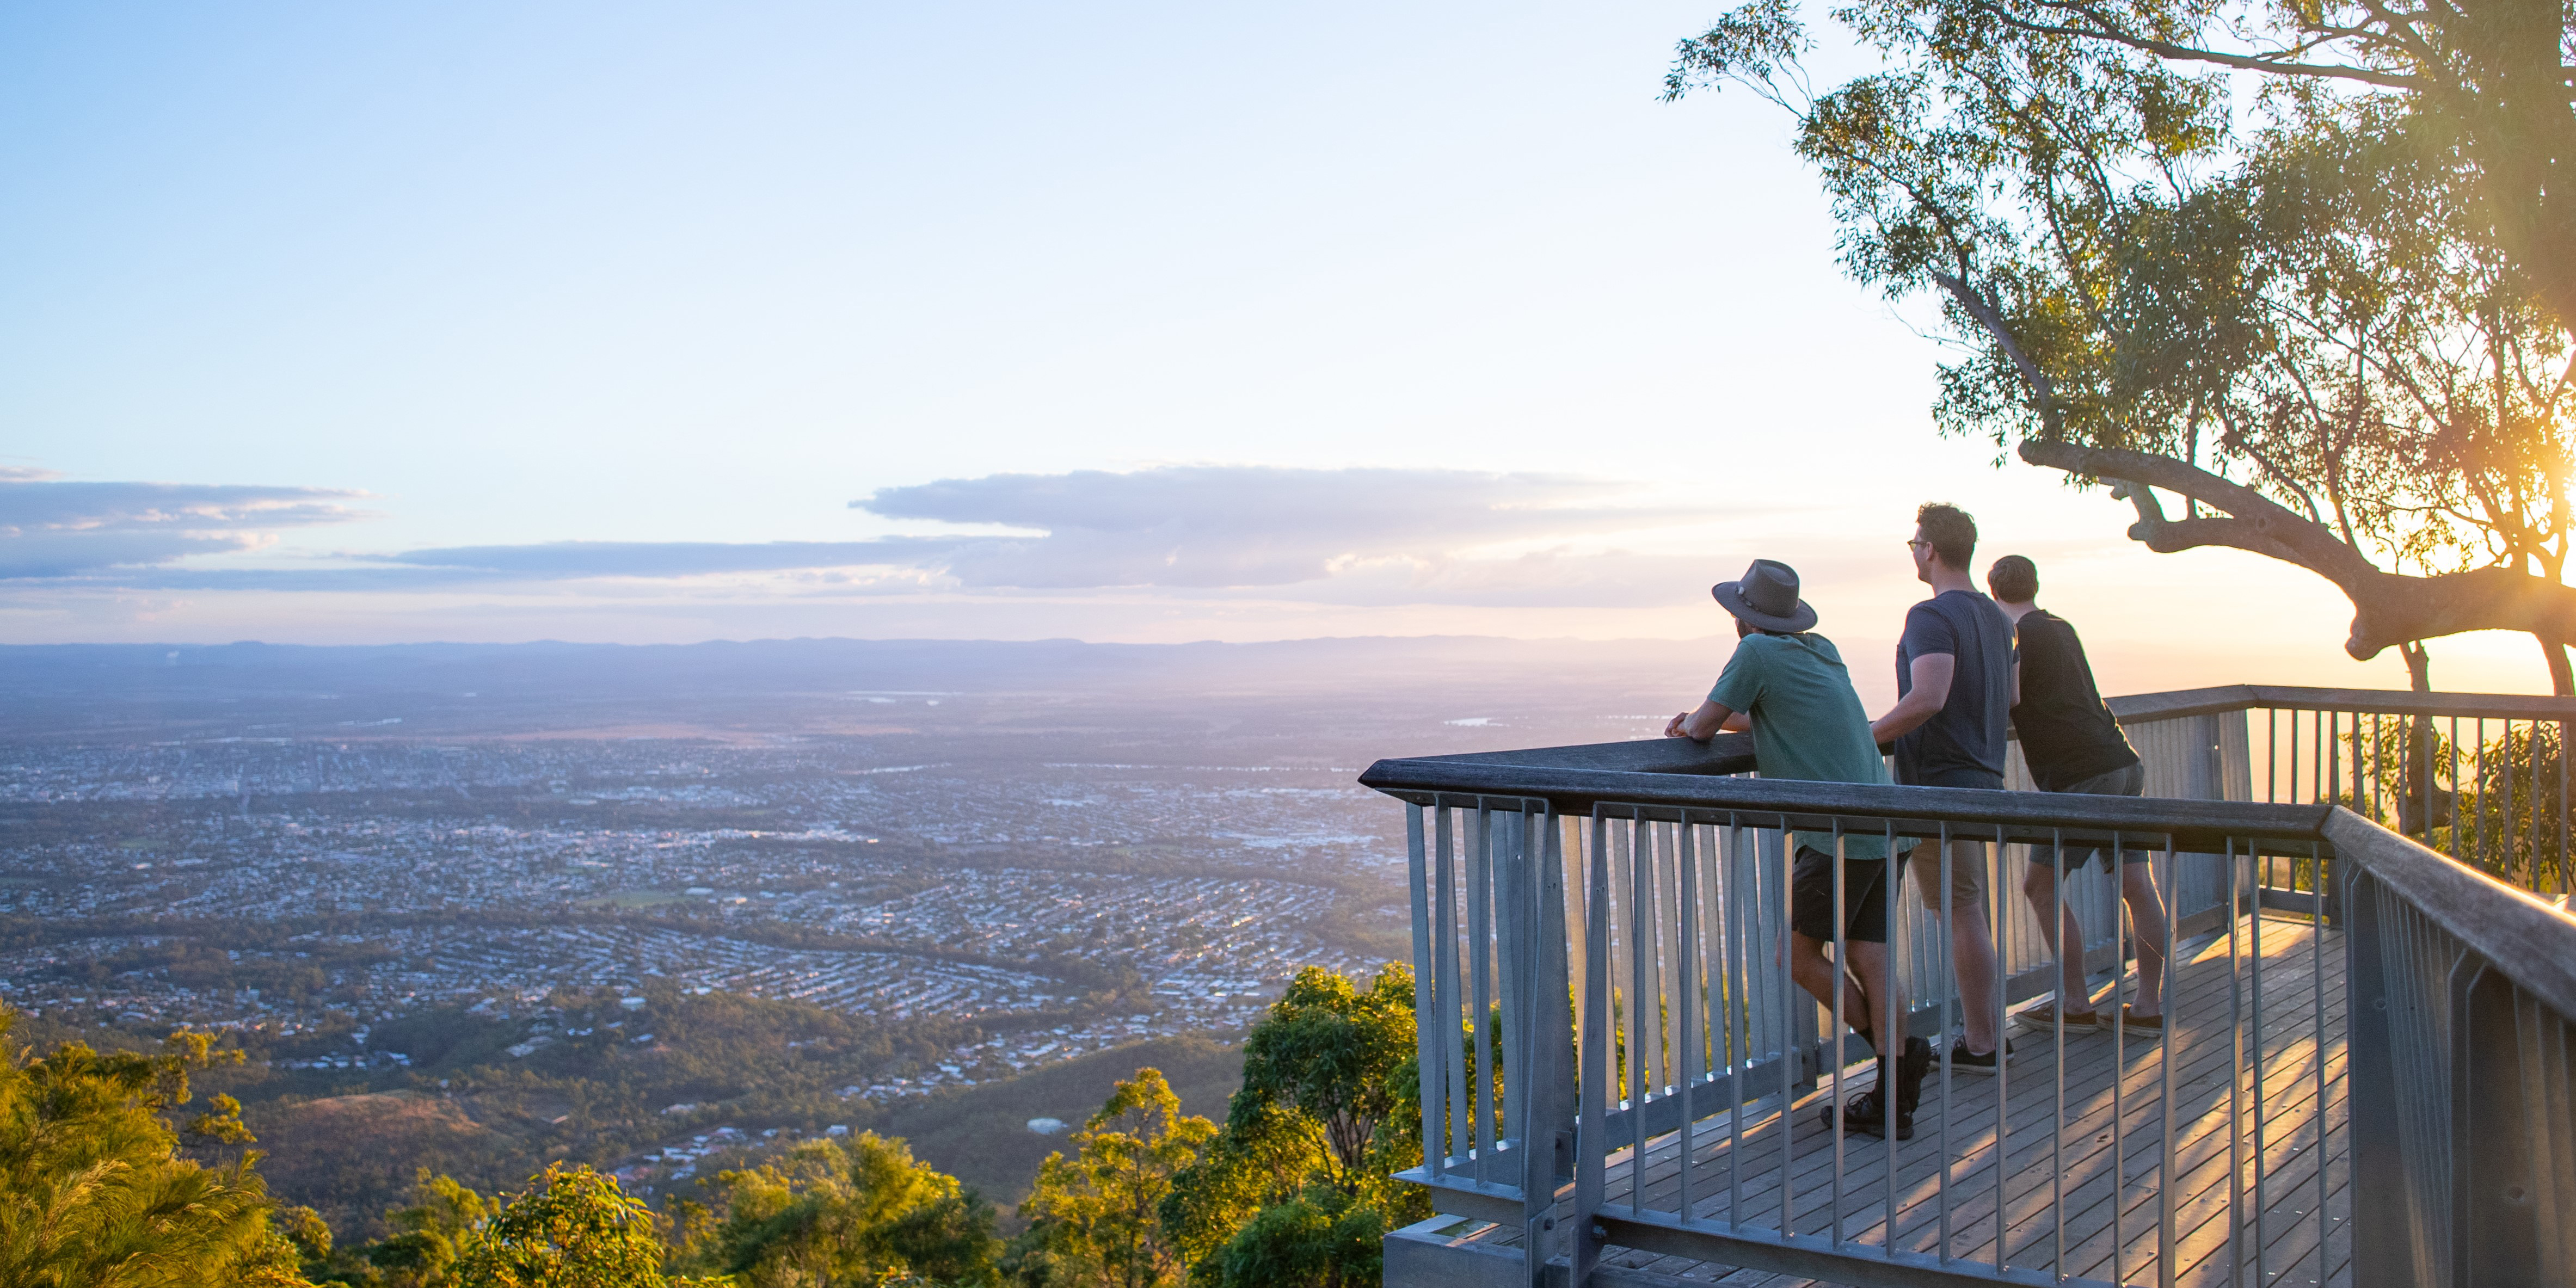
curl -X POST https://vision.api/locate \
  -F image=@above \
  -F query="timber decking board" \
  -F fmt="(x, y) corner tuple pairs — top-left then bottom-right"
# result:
(1559, 917), (2351, 1287)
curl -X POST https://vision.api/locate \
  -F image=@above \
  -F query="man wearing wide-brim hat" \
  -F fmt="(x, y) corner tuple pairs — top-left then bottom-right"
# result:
(1667, 559), (1932, 1139)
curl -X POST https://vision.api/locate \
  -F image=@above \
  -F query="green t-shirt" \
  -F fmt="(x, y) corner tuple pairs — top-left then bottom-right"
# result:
(1707, 631), (1890, 861)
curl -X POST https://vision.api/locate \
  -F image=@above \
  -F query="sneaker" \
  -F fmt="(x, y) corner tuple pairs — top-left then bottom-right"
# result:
(1821, 1087), (1913, 1140)
(1947, 1037), (2013, 1076)
(2017, 999), (2101, 1030)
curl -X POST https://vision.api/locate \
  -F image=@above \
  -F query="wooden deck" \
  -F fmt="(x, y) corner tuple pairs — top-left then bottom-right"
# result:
(1568, 914), (2350, 1286)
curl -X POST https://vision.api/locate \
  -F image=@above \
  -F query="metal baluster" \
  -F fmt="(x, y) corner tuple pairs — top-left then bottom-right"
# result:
(1675, 817), (1698, 1223)
(2114, 828), (2129, 1288)
(1698, 820), (1723, 1093)
(2370, 712), (2382, 827)
(2267, 708), (2280, 906)
(2505, 722), (2519, 886)
(2253, 841), (2267, 1288)
(2267, 707), (2278, 804)
(2476, 717), (2490, 871)
(1406, 805), (1438, 1180)
(2423, 707), (2438, 847)
(2226, 836), (2243, 1288)
(2052, 827), (2068, 1283)
(1883, 819), (1898, 1259)
(2450, 715), (2463, 861)
(2159, 834), (2178, 1288)
(1628, 815), (1649, 1213)
(2329, 708), (2340, 803)
(2313, 711), (2325, 900)
(1779, 817), (1796, 1239)
(1438, 807), (1468, 1173)
(1938, 823), (1954, 1265)
(1830, 821), (1847, 1250)
(1574, 811), (1610, 1288)
(2310, 839), (2327, 1285)
(1639, 816), (1661, 1211)
(1664, 818), (1681, 1098)
(1990, 826), (2010, 1277)
(1609, 815), (1632, 1123)
(2560, 717), (2571, 899)
(2529, 718), (2544, 890)
(1498, 809), (1524, 1161)
(1470, 806), (1495, 1185)
(1515, 807), (1545, 1281)
(1726, 815), (1746, 1228)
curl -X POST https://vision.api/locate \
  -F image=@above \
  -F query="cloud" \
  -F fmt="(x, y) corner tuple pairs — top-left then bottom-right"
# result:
(0, 473), (373, 578)
(8, 465), (1725, 609)
(853, 466), (1696, 588)
(382, 540), (953, 578)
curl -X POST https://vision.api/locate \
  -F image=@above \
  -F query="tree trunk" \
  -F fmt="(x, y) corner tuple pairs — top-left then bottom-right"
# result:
(2541, 634), (2574, 697)
(2395, 642), (2452, 836)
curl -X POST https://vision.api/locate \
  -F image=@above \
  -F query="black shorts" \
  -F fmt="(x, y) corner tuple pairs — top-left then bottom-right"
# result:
(2039, 761), (2151, 872)
(1790, 845), (1900, 945)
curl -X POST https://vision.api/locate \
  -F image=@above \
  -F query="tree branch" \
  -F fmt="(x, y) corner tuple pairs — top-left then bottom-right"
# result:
(1932, 270), (2063, 437)
(2020, 440), (2379, 581)
(1973, 4), (2421, 91)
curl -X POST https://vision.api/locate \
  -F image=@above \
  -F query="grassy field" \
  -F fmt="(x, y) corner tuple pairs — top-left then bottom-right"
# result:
(877, 1034), (1244, 1216)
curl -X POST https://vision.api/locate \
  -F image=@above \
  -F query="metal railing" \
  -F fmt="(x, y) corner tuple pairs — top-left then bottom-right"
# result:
(2106, 686), (2575, 907)
(1370, 687), (2576, 1288)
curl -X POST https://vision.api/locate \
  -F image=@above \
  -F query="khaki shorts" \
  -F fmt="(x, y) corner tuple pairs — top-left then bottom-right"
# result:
(1907, 837), (1992, 915)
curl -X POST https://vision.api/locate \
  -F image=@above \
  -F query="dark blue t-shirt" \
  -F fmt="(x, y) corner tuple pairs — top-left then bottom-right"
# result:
(1893, 589), (2016, 787)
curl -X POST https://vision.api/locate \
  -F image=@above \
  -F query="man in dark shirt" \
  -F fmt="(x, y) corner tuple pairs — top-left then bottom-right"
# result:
(1989, 555), (2169, 1031)
(1870, 502), (2015, 1071)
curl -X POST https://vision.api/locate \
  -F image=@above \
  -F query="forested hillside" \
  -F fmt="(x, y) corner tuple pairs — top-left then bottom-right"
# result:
(3, 963), (1428, 1286)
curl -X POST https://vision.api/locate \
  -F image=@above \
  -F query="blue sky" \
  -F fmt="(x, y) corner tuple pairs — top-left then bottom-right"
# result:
(0, 2), (2545, 698)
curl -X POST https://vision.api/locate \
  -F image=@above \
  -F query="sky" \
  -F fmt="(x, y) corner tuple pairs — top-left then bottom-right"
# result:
(0, 2), (2554, 701)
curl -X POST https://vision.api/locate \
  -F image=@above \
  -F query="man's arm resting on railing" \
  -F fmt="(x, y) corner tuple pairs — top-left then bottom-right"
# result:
(1666, 701), (1750, 741)
(1871, 652), (1954, 744)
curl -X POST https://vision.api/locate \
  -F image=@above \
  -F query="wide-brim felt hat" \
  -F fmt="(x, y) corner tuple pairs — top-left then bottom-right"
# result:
(1712, 558), (1818, 633)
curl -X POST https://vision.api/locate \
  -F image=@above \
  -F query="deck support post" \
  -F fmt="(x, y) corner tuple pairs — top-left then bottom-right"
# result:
(2343, 869), (2415, 1287)
(1517, 809), (1576, 1288)
(2449, 957), (2548, 1286)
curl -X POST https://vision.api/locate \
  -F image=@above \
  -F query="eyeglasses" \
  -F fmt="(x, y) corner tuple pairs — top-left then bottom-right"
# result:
(1904, 538), (1931, 550)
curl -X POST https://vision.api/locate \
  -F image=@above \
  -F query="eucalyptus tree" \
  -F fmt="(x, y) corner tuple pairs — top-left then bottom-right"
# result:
(1668, 0), (2576, 690)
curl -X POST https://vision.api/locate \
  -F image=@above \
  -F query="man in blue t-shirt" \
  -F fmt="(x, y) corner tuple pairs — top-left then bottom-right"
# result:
(1669, 558), (1931, 1138)
(1869, 502), (2018, 1074)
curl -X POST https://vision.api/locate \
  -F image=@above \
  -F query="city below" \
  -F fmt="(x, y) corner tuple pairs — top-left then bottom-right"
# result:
(0, 637), (1682, 1229)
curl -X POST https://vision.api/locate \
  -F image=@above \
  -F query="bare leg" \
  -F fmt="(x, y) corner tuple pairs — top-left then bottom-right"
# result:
(1843, 940), (1901, 1055)
(2120, 861), (2169, 1016)
(1916, 839), (2002, 1054)
(2022, 860), (2094, 1010)
(1788, 931), (1883, 1053)
(1948, 902), (2002, 1053)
